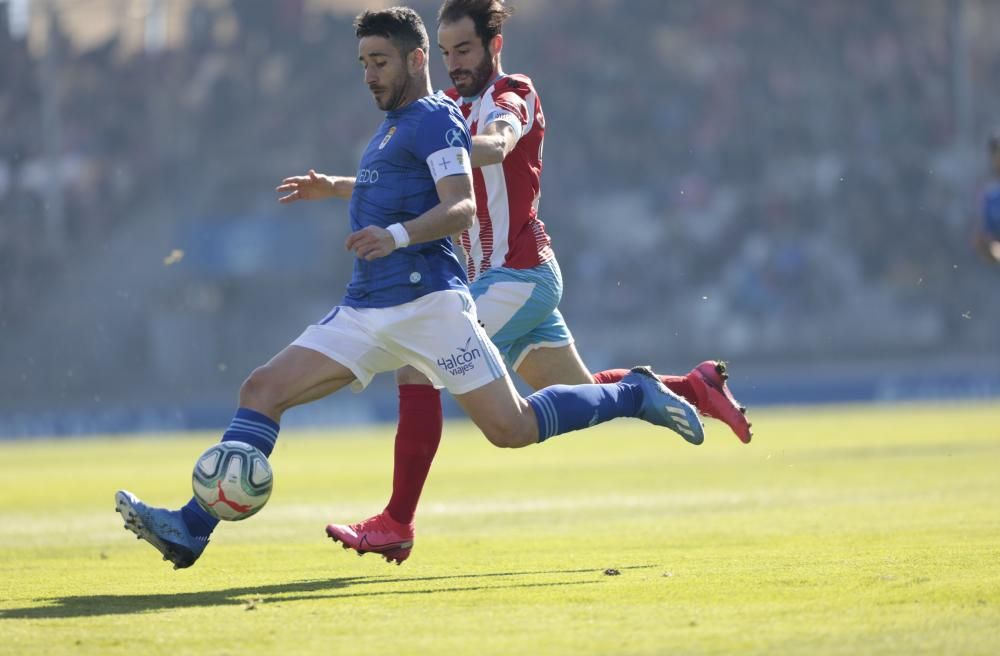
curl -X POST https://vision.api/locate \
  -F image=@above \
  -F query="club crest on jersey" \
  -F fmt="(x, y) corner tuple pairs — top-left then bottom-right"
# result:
(378, 126), (397, 150)
(437, 336), (481, 376)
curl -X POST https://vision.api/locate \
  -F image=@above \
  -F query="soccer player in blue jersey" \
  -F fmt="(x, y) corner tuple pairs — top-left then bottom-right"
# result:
(279, 0), (750, 565)
(974, 131), (1000, 265)
(114, 6), (704, 570)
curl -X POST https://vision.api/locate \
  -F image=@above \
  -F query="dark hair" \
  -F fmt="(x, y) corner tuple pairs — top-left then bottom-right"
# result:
(354, 7), (429, 55)
(438, 0), (514, 48)
(989, 131), (1000, 154)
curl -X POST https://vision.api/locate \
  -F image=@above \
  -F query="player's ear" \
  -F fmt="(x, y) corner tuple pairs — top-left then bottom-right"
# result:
(489, 34), (503, 60)
(408, 47), (426, 74)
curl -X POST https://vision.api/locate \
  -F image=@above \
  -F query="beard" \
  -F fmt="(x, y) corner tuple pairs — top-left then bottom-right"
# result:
(450, 52), (494, 97)
(373, 76), (411, 112)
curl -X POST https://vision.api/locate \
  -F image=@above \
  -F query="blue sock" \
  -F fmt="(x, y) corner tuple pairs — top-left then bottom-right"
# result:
(525, 382), (643, 442)
(180, 408), (280, 538)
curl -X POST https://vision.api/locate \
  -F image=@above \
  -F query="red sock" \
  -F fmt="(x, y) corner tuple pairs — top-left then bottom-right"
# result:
(592, 369), (698, 407)
(384, 385), (443, 525)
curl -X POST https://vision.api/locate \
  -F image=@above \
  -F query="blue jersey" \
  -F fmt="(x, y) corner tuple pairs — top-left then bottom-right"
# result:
(344, 92), (472, 309)
(983, 183), (1000, 239)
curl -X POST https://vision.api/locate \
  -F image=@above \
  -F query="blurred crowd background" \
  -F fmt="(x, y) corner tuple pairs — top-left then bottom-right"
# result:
(1, 0), (998, 435)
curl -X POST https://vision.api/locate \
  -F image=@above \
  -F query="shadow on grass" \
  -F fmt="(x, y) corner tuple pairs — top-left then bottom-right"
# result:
(0, 565), (656, 619)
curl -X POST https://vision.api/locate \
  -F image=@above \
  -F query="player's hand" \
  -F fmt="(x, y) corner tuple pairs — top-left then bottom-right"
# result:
(346, 226), (396, 261)
(973, 230), (999, 265)
(276, 169), (334, 203)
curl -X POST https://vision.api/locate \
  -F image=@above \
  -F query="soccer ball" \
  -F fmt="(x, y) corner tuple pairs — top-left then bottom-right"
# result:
(192, 441), (273, 521)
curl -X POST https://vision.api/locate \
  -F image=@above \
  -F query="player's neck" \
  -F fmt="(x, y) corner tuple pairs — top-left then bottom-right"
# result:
(486, 62), (505, 89)
(394, 75), (433, 112)
(467, 67), (505, 101)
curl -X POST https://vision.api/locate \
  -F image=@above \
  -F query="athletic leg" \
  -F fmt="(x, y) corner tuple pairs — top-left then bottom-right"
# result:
(329, 269), (553, 559)
(383, 367), (442, 525)
(506, 314), (706, 443)
(321, 289), (706, 564)
(513, 339), (741, 441)
(515, 343), (594, 388)
(238, 344), (357, 419)
(325, 347), (634, 564)
(453, 366), (703, 448)
(592, 368), (695, 404)
(118, 305), (401, 569)
(324, 368), (438, 565)
(593, 362), (752, 443)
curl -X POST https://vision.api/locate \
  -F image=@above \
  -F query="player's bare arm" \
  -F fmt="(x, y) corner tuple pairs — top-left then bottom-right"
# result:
(471, 120), (518, 167)
(346, 173), (475, 261)
(276, 169), (355, 203)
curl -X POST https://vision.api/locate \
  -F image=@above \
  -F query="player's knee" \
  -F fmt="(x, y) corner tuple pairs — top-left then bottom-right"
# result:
(239, 366), (283, 412)
(482, 429), (522, 448)
(479, 416), (534, 449)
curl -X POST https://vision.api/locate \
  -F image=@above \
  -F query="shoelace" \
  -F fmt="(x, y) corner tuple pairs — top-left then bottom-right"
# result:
(353, 516), (388, 534)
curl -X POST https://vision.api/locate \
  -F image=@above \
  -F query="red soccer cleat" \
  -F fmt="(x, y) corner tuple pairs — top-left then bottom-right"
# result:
(325, 511), (414, 565)
(688, 361), (753, 444)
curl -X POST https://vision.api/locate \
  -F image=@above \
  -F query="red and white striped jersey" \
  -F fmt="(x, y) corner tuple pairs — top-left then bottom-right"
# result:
(445, 74), (554, 281)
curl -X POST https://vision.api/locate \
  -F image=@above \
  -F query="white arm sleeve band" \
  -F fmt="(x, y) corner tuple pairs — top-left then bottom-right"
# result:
(426, 146), (473, 183)
(485, 109), (524, 142)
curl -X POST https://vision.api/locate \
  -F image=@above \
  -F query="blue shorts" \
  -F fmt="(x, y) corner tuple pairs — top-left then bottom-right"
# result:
(469, 259), (575, 370)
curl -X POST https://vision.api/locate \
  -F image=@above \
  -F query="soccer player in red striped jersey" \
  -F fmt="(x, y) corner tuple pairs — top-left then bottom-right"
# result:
(448, 66), (550, 278)
(295, 0), (753, 563)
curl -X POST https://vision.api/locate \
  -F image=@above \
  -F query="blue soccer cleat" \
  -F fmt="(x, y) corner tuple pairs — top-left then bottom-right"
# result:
(623, 366), (705, 445)
(115, 490), (208, 569)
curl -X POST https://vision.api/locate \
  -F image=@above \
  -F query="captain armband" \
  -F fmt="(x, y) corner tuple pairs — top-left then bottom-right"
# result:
(426, 147), (473, 183)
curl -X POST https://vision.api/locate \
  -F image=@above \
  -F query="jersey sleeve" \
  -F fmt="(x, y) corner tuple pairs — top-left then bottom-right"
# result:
(487, 89), (530, 142)
(416, 107), (473, 183)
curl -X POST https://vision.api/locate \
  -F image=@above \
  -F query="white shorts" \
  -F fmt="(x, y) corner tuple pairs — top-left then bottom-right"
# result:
(291, 290), (507, 395)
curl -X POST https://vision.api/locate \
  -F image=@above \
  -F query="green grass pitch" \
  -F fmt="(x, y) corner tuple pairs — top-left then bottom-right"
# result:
(2, 403), (999, 655)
